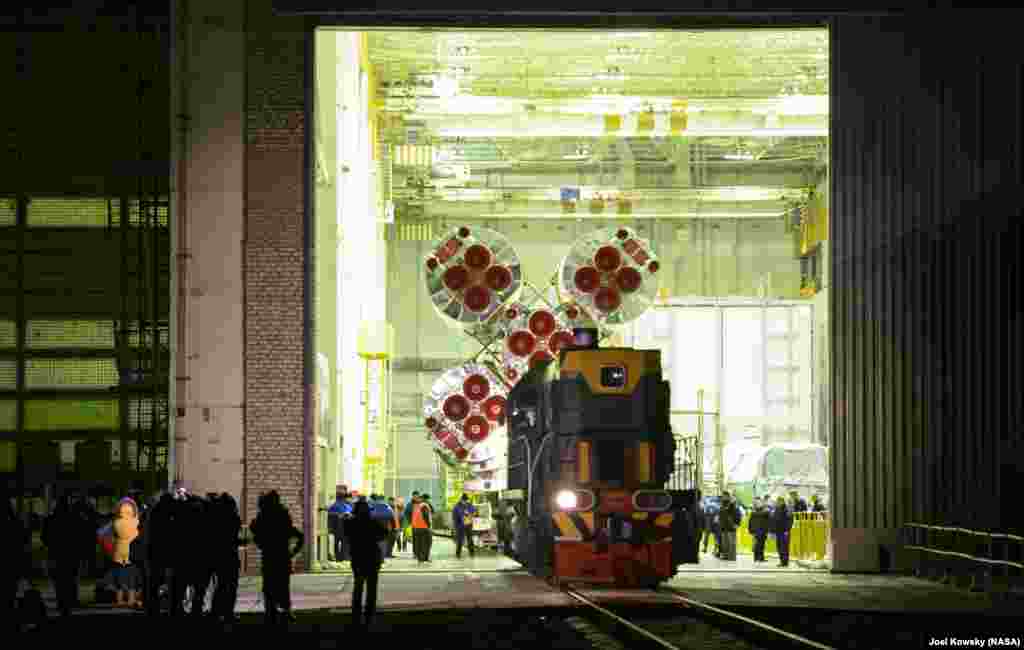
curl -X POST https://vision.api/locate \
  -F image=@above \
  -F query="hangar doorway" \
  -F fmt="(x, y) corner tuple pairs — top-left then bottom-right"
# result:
(311, 27), (830, 574)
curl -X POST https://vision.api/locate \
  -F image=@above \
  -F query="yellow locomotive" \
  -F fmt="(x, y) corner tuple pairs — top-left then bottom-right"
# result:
(503, 328), (700, 587)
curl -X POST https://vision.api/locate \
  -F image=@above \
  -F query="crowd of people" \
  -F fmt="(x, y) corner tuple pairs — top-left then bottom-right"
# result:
(3, 482), (824, 633)
(1, 486), (305, 630)
(326, 488), (455, 566)
(698, 490), (827, 567)
(2, 483), (478, 632)
(323, 487), (461, 629)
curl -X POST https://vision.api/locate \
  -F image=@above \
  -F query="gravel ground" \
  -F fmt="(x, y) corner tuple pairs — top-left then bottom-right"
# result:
(718, 605), (1023, 649)
(597, 603), (1022, 650)
(17, 602), (1020, 649)
(17, 608), (595, 648)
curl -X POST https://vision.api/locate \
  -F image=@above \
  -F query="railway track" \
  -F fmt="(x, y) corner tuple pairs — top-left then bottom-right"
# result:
(563, 587), (835, 650)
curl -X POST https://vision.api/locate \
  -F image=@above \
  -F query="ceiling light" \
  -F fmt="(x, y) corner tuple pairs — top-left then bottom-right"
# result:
(778, 95), (828, 116)
(723, 152), (755, 161)
(595, 66), (624, 82)
(433, 76), (459, 99)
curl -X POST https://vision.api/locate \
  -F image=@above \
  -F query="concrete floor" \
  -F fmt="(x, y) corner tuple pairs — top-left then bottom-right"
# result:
(321, 536), (523, 574)
(319, 537), (826, 575)
(28, 537), (1016, 618)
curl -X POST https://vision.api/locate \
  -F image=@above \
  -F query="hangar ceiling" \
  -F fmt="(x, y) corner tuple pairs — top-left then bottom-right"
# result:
(362, 28), (829, 220)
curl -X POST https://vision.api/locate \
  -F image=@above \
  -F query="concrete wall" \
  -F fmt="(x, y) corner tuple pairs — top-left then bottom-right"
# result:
(175, 0), (245, 501)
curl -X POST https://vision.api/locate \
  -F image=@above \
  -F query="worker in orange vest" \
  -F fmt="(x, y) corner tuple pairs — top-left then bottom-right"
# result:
(410, 495), (432, 563)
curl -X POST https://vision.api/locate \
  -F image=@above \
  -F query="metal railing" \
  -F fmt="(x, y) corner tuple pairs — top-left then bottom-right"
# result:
(901, 522), (1024, 596)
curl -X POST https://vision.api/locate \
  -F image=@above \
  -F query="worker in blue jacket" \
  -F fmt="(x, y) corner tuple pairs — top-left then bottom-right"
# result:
(327, 491), (353, 561)
(403, 491), (420, 528)
(451, 494), (477, 559)
(368, 494), (396, 559)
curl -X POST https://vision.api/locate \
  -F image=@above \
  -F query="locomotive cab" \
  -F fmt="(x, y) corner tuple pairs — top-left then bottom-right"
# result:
(505, 336), (700, 587)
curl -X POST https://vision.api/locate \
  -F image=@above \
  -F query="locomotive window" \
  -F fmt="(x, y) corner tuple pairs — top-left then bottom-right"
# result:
(594, 439), (625, 485)
(600, 365), (627, 388)
(516, 387), (539, 407)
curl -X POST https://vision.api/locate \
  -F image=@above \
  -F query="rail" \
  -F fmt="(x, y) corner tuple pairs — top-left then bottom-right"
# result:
(566, 587), (835, 650)
(900, 522), (1024, 595)
(666, 589), (835, 650)
(565, 589), (681, 650)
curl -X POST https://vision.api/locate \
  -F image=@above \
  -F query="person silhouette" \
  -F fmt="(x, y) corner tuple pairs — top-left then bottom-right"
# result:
(344, 499), (387, 631)
(42, 496), (82, 617)
(250, 491), (303, 626)
(211, 493), (244, 625)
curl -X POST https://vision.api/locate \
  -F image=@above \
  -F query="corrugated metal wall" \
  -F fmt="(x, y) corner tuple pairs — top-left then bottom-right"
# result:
(831, 15), (1024, 535)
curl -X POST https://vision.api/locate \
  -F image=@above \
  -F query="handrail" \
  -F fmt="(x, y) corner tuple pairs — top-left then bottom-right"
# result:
(903, 523), (1024, 542)
(904, 545), (1024, 570)
(670, 408), (722, 417)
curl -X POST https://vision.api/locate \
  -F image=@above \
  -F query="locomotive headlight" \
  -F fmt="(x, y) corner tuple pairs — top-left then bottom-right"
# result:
(556, 490), (578, 510)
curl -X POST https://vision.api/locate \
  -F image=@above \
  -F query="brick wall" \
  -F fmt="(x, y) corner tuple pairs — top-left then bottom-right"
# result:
(243, 0), (307, 574)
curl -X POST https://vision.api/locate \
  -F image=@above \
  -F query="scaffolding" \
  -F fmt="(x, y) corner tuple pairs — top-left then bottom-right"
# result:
(670, 388), (722, 495)
(0, 4), (171, 517)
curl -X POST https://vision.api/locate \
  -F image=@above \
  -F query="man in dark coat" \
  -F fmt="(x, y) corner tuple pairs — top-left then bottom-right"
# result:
(747, 498), (771, 562)
(701, 497), (721, 557)
(2, 501), (29, 634)
(183, 495), (214, 618)
(771, 496), (794, 567)
(789, 490), (809, 513)
(211, 493), (245, 624)
(451, 494), (477, 559)
(142, 492), (174, 617)
(250, 491), (304, 626)
(717, 492), (741, 561)
(344, 499), (387, 630)
(166, 491), (195, 616)
(42, 496), (83, 617)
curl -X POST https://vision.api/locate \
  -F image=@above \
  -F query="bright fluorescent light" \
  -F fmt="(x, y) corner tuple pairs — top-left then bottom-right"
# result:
(458, 213), (785, 219)
(723, 153), (755, 161)
(436, 128), (827, 138)
(778, 95), (828, 116)
(556, 490), (577, 510)
(433, 75), (459, 99)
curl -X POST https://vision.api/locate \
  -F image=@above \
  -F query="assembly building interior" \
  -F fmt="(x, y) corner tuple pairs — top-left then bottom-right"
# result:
(312, 28), (830, 525)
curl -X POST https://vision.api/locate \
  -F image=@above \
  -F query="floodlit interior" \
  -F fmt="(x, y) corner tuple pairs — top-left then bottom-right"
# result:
(312, 28), (831, 524)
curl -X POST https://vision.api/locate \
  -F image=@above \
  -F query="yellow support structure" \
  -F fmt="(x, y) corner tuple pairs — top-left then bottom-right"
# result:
(636, 441), (653, 483)
(577, 440), (591, 483)
(669, 99), (689, 135)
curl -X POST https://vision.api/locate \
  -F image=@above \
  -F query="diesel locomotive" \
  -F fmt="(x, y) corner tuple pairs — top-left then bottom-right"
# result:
(502, 328), (700, 587)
